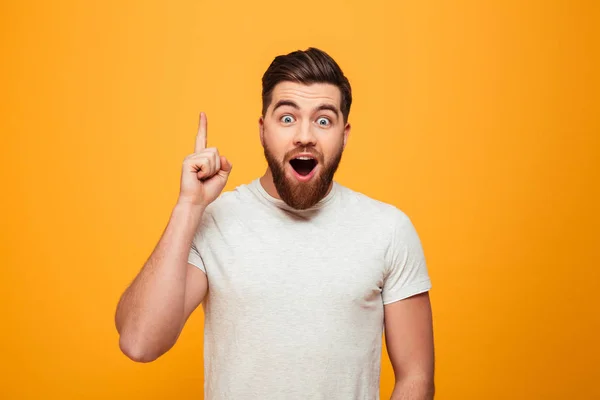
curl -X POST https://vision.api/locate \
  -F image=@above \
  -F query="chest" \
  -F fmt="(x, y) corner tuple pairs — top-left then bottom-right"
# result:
(201, 214), (388, 313)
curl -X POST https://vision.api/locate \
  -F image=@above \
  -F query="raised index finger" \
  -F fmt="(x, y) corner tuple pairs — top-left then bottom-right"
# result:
(195, 112), (207, 153)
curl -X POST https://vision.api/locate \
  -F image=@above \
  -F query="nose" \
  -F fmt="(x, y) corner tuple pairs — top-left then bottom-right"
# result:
(293, 121), (317, 147)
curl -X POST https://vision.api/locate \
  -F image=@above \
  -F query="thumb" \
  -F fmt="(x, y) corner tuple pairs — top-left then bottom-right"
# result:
(218, 156), (233, 176)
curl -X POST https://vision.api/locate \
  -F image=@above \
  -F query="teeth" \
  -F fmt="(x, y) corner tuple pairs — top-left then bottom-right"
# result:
(296, 156), (314, 160)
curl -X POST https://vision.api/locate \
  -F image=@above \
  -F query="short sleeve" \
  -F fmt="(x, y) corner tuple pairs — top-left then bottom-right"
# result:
(187, 233), (206, 273)
(382, 211), (432, 305)
(187, 209), (210, 274)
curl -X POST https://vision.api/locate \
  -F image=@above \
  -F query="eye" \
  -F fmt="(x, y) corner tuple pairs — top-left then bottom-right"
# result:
(316, 117), (331, 126)
(280, 115), (295, 124)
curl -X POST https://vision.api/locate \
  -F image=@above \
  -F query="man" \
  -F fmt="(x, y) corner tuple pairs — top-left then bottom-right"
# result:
(115, 47), (434, 399)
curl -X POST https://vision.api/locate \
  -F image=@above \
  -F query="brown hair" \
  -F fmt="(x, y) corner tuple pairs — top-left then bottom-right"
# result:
(261, 47), (352, 122)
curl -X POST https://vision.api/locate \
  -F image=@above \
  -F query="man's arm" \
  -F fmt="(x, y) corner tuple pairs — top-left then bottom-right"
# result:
(115, 202), (207, 363)
(384, 292), (435, 400)
(115, 112), (232, 363)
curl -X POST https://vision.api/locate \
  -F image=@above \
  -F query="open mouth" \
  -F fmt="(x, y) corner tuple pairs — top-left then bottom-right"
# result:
(289, 156), (318, 176)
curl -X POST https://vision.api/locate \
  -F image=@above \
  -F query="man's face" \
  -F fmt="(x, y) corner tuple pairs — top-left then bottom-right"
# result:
(259, 81), (350, 210)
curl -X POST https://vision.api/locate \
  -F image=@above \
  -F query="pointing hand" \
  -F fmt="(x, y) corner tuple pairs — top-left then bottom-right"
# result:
(178, 112), (232, 208)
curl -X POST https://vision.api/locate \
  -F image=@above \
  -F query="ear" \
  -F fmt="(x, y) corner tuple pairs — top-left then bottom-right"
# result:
(259, 116), (265, 147)
(343, 122), (351, 150)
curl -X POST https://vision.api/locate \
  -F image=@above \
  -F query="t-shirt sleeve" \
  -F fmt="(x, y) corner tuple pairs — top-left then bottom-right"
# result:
(187, 233), (206, 273)
(382, 210), (432, 305)
(187, 209), (209, 274)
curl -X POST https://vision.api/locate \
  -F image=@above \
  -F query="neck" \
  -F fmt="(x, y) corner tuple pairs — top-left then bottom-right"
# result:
(259, 168), (279, 199)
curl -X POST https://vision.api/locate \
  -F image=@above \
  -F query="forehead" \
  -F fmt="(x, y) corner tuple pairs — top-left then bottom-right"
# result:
(269, 81), (341, 110)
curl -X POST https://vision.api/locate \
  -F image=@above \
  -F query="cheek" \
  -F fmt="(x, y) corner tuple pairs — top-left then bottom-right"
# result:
(263, 137), (288, 163)
(321, 136), (344, 157)
(263, 127), (290, 150)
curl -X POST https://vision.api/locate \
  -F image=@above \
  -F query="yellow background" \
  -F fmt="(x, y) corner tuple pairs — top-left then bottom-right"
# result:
(1, 0), (598, 398)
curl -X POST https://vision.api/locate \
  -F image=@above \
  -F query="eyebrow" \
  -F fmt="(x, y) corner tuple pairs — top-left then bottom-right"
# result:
(314, 104), (340, 115)
(271, 100), (341, 116)
(272, 100), (300, 113)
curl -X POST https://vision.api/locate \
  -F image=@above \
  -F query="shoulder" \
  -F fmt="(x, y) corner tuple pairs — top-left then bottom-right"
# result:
(336, 183), (410, 227)
(335, 184), (419, 253)
(200, 182), (251, 221)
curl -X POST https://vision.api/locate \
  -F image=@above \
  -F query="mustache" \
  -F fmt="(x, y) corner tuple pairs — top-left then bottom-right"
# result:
(284, 147), (323, 162)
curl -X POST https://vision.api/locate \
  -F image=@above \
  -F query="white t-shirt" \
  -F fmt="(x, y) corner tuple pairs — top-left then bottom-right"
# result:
(188, 178), (431, 400)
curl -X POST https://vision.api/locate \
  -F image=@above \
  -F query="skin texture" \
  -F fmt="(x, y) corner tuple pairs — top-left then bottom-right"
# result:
(116, 83), (435, 400)
(386, 292), (435, 399)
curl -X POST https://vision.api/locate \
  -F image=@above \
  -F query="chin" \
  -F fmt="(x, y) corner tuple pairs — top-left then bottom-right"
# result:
(277, 167), (329, 210)
(263, 142), (343, 210)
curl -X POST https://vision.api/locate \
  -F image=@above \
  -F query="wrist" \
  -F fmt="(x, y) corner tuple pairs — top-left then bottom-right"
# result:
(174, 198), (206, 216)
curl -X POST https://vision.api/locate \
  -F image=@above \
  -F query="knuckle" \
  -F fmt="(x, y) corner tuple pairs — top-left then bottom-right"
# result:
(208, 147), (220, 157)
(203, 159), (214, 173)
(186, 152), (203, 162)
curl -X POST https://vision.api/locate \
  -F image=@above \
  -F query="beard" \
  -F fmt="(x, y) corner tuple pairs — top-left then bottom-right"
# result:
(263, 142), (344, 210)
